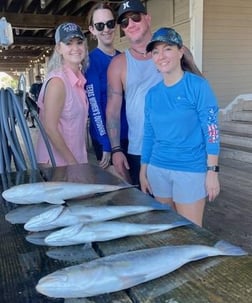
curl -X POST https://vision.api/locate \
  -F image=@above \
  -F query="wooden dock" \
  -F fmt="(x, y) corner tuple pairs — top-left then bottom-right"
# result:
(204, 157), (252, 254)
(0, 163), (251, 303)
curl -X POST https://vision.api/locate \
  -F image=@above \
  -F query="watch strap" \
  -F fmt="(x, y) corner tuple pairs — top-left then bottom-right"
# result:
(207, 165), (219, 172)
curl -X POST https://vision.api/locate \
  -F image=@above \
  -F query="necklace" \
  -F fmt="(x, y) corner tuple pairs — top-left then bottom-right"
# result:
(130, 47), (147, 57)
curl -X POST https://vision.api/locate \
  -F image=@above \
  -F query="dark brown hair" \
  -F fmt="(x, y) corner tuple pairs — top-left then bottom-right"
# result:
(181, 45), (204, 77)
(88, 2), (116, 26)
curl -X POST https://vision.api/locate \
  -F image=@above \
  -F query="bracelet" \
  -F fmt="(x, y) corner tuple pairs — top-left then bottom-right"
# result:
(111, 148), (124, 156)
(111, 145), (121, 151)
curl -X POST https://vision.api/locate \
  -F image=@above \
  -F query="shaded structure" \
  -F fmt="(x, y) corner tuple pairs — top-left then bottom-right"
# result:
(0, 0), (124, 74)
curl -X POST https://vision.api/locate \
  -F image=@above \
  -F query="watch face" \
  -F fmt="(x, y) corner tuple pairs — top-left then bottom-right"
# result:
(207, 166), (219, 172)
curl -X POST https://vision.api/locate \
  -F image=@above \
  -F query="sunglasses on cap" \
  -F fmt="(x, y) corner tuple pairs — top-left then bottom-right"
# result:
(119, 13), (142, 29)
(94, 19), (116, 31)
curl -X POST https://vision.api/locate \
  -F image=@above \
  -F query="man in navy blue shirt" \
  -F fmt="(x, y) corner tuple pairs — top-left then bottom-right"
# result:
(26, 75), (42, 128)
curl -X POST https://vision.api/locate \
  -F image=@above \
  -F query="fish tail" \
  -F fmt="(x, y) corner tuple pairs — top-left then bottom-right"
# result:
(214, 240), (248, 256)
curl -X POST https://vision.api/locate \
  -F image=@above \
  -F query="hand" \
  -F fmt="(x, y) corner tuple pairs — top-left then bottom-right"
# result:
(99, 151), (111, 169)
(206, 171), (220, 202)
(139, 165), (153, 195)
(111, 151), (131, 182)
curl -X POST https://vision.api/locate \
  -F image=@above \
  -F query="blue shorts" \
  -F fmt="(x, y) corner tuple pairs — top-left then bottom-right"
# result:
(147, 164), (207, 204)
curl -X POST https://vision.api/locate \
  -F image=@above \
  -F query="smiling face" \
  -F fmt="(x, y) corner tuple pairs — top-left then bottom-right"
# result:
(151, 42), (184, 75)
(89, 8), (116, 48)
(56, 38), (86, 69)
(120, 12), (151, 44)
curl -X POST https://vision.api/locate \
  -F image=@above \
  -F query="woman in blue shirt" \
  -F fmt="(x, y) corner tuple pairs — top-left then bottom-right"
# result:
(140, 28), (220, 226)
(85, 2), (128, 172)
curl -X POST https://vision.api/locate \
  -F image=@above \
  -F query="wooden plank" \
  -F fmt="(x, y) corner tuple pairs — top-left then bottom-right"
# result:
(130, 257), (252, 303)
(2, 12), (87, 29)
(204, 158), (252, 253)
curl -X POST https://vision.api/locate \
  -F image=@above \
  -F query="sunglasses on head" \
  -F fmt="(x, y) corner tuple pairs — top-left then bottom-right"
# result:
(120, 13), (142, 29)
(94, 19), (116, 31)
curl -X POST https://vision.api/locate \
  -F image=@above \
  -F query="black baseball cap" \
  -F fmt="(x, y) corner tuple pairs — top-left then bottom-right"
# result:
(55, 23), (85, 44)
(117, 0), (147, 24)
(146, 27), (183, 52)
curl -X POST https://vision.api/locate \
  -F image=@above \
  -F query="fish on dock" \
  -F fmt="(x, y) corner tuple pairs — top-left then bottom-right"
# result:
(26, 230), (53, 246)
(36, 240), (247, 298)
(5, 204), (59, 224)
(1, 181), (129, 205)
(24, 204), (160, 232)
(46, 244), (96, 263)
(44, 219), (191, 246)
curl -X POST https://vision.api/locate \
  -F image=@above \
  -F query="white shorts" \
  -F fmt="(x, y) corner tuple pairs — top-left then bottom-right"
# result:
(147, 164), (207, 204)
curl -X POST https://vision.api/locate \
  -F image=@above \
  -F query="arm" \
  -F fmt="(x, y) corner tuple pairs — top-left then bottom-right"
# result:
(43, 77), (77, 165)
(140, 93), (154, 194)
(85, 59), (111, 168)
(29, 83), (36, 101)
(206, 154), (220, 202)
(197, 80), (220, 201)
(106, 54), (130, 180)
(140, 164), (153, 195)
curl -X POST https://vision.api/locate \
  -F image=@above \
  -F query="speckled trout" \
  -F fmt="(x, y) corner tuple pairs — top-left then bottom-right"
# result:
(36, 240), (247, 298)
(2, 182), (129, 205)
(45, 219), (191, 246)
(24, 204), (160, 232)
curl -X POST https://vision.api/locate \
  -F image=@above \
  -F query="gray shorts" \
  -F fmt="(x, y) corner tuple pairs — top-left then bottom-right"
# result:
(147, 164), (207, 204)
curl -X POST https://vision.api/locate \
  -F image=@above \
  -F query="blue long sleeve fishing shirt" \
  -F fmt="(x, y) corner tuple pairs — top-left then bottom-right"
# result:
(85, 48), (128, 152)
(141, 71), (220, 172)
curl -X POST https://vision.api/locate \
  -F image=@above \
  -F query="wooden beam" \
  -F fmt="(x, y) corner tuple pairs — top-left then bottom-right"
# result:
(0, 48), (43, 57)
(13, 36), (54, 47)
(1, 12), (87, 29)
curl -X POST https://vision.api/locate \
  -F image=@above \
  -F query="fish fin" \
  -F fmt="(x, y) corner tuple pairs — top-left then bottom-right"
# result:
(44, 199), (65, 205)
(170, 219), (192, 228)
(120, 274), (148, 287)
(82, 242), (92, 250)
(143, 219), (191, 234)
(214, 240), (248, 256)
(189, 253), (210, 261)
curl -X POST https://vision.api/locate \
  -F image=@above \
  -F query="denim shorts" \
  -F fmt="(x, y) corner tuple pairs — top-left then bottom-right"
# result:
(147, 164), (207, 204)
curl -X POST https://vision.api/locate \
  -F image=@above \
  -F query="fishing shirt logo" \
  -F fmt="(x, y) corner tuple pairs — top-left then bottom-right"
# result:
(208, 107), (219, 143)
(86, 84), (106, 136)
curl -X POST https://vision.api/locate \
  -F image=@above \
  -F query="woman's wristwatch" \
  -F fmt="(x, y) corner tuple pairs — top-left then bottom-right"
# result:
(207, 165), (219, 172)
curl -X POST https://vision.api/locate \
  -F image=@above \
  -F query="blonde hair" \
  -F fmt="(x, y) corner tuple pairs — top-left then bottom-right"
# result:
(47, 39), (89, 74)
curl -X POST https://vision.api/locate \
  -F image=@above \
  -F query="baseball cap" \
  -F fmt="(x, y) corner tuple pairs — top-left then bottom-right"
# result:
(55, 22), (85, 44)
(146, 27), (183, 52)
(117, 0), (147, 24)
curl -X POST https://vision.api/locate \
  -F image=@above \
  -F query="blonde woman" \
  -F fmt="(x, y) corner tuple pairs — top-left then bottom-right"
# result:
(36, 23), (89, 167)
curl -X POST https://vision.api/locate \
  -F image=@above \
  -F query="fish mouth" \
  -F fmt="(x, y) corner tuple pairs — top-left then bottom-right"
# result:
(36, 272), (72, 296)
(24, 206), (65, 231)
